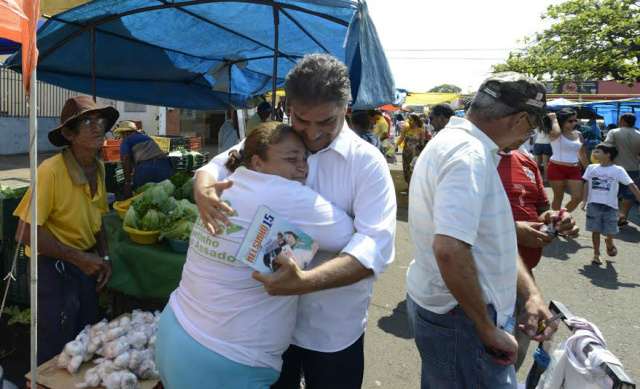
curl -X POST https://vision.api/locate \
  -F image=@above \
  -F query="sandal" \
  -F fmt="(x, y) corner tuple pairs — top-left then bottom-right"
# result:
(618, 219), (629, 227)
(591, 256), (602, 265)
(606, 244), (617, 257)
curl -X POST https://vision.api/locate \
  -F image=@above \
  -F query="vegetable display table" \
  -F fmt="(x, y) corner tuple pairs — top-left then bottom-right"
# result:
(104, 211), (186, 301)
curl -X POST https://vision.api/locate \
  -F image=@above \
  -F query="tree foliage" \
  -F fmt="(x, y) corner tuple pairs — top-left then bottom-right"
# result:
(493, 0), (640, 84)
(428, 84), (462, 93)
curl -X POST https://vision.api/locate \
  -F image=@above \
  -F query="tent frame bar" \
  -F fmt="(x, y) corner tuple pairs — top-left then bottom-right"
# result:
(271, 5), (279, 117)
(39, 0), (350, 63)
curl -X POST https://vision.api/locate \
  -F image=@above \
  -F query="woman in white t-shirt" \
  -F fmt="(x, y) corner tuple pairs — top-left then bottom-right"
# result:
(155, 122), (354, 389)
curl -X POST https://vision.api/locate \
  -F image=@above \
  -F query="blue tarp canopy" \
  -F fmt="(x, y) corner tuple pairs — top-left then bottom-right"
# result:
(4, 0), (395, 110)
(582, 98), (640, 127)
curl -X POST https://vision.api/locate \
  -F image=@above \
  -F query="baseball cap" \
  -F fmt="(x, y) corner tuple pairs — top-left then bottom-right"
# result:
(478, 72), (547, 130)
(257, 102), (273, 112)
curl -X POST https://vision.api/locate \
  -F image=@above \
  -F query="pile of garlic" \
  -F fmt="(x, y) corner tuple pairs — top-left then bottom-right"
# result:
(57, 310), (161, 389)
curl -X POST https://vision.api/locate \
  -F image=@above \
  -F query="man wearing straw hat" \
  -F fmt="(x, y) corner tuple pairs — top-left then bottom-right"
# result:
(13, 96), (118, 364)
(113, 120), (172, 195)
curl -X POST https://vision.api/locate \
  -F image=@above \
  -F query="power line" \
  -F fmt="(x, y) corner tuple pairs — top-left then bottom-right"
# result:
(385, 48), (523, 52)
(387, 57), (507, 60)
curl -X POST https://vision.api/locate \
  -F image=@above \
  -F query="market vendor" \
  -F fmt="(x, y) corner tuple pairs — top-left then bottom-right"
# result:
(14, 96), (118, 365)
(113, 120), (172, 195)
(246, 101), (272, 136)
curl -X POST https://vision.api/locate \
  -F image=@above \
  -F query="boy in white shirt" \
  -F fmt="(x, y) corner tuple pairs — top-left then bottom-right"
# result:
(582, 143), (640, 265)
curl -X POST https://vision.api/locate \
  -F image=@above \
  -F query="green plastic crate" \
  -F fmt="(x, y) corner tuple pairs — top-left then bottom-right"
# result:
(0, 196), (24, 241)
(1, 241), (29, 305)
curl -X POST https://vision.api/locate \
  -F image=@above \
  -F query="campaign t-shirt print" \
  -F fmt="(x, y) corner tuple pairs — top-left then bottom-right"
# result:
(592, 176), (612, 191)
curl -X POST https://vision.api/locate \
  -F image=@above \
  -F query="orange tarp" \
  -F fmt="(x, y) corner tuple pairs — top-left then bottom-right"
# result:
(0, 0), (39, 93)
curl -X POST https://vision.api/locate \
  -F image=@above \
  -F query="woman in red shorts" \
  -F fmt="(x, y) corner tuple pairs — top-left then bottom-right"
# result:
(547, 109), (589, 211)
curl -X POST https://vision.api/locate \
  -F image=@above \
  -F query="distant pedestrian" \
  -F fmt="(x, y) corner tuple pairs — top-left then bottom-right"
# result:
(604, 113), (640, 226)
(428, 102), (455, 136)
(352, 111), (381, 150)
(548, 109), (589, 212)
(582, 143), (640, 265)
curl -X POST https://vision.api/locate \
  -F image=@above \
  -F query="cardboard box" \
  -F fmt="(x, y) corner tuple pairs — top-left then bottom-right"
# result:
(25, 355), (161, 389)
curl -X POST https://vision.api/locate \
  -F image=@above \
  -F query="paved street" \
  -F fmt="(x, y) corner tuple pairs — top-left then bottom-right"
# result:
(364, 156), (640, 388)
(1, 151), (639, 388)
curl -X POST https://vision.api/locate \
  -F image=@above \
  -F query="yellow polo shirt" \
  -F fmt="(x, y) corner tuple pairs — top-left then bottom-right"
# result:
(14, 147), (109, 257)
(375, 117), (389, 139)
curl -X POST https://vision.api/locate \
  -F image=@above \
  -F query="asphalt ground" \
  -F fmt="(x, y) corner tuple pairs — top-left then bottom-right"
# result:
(1, 151), (638, 389)
(364, 156), (640, 389)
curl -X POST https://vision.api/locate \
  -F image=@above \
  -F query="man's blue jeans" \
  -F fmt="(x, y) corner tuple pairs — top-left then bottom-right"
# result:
(406, 295), (516, 389)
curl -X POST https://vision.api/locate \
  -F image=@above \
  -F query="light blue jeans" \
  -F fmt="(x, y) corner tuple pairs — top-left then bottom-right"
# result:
(406, 295), (517, 389)
(155, 305), (280, 389)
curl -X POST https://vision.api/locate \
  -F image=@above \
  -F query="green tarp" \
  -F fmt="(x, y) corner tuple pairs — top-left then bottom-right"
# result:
(105, 212), (185, 301)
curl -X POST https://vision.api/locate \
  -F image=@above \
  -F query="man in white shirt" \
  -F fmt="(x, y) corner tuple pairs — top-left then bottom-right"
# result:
(406, 72), (558, 389)
(193, 53), (396, 389)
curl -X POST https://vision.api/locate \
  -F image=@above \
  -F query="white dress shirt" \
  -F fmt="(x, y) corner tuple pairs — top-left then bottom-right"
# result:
(198, 124), (397, 352)
(406, 117), (518, 328)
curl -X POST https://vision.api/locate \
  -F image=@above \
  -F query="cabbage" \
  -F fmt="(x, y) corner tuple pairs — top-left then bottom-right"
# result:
(157, 179), (175, 197)
(134, 182), (156, 195)
(134, 186), (173, 216)
(123, 207), (141, 230)
(140, 209), (163, 231)
(174, 199), (199, 222)
(159, 219), (194, 241)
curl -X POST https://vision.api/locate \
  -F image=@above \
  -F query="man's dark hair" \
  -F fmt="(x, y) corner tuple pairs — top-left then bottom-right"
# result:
(595, 142), (618, 161)
(431, 103), (455, 119)
(368, 110), (382, 118)
(353, 112), (372, 131)
(284, 53), (352, 108)
(607, 123), (617, 130)
(620, 113), (636, 127)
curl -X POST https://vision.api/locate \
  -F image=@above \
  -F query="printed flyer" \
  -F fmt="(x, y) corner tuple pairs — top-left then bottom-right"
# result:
(236, 205), (318, 272)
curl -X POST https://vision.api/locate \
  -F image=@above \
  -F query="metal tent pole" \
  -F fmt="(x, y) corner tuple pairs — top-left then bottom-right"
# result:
(29, 68), (39, 388)
(91, 27), (97, 101)
(271, 5), (279, 119)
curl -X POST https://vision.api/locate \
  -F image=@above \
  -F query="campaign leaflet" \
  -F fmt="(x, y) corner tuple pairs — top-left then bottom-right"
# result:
(236, 205), (318, 273)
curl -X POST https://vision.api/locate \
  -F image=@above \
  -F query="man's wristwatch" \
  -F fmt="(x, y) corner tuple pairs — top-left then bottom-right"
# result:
(103, 255), (111, 262)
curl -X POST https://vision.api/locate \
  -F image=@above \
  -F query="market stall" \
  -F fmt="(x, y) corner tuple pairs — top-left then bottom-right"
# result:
(104, 212), (185, 301)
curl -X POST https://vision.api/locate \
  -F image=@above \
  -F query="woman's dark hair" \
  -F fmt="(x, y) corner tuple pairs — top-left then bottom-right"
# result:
(557, 108), (577, 129)
(595, 142), (618, 161)
(224, 122), (300, 172)
(410, 114), (423, 128)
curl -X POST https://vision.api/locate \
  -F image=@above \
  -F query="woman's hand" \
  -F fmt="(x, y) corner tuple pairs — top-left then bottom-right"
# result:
(193, 172), (235, 236)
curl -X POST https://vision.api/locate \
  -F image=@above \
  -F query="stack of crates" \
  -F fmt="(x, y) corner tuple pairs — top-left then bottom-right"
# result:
(151, 136), (189, 153)
(189, 137), (202, 151)
(0, 240), (29, 306)
(105, 161), (125, 199)
(169, 155), (188, 174)
(191, 151), (210, 172)
(102, 140), (122, 162)
(0, 196), (23, 242)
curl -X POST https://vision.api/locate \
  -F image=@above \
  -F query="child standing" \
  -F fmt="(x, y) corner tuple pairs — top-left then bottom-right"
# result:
(581, 143), (640, 265)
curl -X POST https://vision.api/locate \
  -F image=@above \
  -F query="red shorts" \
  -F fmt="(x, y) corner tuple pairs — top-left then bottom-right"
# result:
(547, 161), (582, 181)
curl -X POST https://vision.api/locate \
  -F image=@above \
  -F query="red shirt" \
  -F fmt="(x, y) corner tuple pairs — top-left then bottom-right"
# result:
(497, 151), (549, 270)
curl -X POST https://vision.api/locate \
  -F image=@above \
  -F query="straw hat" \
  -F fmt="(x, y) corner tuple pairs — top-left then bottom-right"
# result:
(113, 121), (143, 138)
(48, 96), (119, 147)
